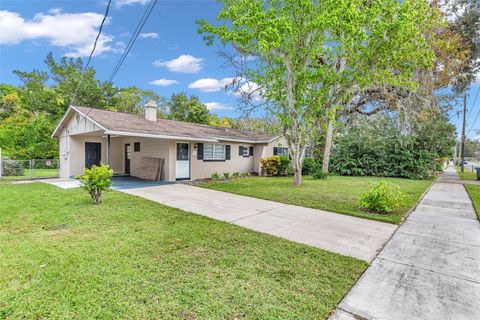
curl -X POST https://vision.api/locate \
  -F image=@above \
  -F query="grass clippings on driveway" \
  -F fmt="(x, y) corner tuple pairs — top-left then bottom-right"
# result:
(201, 175), (432, 224)
(0, 182), (367, 320)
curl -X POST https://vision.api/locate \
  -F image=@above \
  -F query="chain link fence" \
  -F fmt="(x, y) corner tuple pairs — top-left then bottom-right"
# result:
(0, 159), (59, 181)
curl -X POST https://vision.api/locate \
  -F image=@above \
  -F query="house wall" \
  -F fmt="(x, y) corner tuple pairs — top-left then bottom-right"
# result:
(68, 135), (105, 177)
(119, 137), (172, 180)
(252, 136), (289, 175)
(63, 135), (173, 180)
(190, 141), (255, 180)
(59, 127), (69, 178)
(58, 112), (105, 178)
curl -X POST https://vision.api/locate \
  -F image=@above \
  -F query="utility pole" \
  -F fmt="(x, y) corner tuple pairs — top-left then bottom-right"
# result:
(461, 94), (467, 172)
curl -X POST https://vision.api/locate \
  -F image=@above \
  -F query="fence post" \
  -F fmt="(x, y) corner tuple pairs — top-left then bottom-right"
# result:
(30, 159), (33, 179)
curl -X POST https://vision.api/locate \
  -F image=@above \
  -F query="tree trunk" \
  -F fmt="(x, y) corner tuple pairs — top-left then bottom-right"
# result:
(291, 143), (304, 187)
(293, 167), (302, 186)
(322, 116), (334, 174)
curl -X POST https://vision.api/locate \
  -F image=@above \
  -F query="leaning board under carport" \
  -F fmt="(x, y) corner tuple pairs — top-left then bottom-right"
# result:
(138, 157), (165, 181)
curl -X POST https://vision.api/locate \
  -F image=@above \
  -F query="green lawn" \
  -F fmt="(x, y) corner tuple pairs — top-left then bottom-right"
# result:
(1, 168), (58, 181)
(0, 183), (367, 319)
(455, 165), (477, 180)
(201, 175), (432, 224)
(464, 184), (480, 221)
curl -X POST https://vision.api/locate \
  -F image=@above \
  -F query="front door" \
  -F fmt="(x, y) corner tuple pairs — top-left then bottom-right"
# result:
(85, 142), (101, 168)
(176, 143), (190, 180)
(125, 143), (131, 175)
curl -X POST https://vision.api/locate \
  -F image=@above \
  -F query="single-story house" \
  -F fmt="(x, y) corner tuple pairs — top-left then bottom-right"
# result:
(52, 101), (289, 181)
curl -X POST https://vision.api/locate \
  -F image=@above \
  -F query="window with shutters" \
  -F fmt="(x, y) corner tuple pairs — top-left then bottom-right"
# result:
(274, 147), (289, 156)
(241, 146), (249, 157)
(204, 144), (226, 160)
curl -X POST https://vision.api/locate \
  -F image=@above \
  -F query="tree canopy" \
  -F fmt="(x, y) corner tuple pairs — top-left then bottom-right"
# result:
(198, 0), (438, 185)
(167, 92), (210, 124)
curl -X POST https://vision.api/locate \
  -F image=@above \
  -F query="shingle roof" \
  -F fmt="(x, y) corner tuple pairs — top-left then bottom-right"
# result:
(72, 106), (278, 143)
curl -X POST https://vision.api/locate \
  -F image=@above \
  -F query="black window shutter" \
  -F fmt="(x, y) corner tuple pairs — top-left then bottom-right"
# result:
(226, 145), (231, 160)
(134, 142), (140, 152)
(249, 146), (253, 156)
(197, 143), (204, 160)
(239, 146), (244, 156)
(273, 147), (278, 155)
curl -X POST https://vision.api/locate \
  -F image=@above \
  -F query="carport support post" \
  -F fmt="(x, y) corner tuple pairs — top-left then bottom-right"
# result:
(106, 134), (111, 166)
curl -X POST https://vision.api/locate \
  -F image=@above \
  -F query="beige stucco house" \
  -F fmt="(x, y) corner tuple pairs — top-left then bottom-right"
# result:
(52, 102), (288, 181)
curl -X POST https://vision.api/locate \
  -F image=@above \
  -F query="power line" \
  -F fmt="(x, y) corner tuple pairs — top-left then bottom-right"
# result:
(69, 0), (158, 132)
(108, 0), (158, 83)
(466, 86), (480, 134)
(67, 0), (112, 133)
(71, 0), (112, 105)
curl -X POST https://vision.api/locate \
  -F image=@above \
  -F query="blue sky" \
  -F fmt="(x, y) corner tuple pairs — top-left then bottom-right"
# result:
(0, 0), (479, 138)
(0, 0), (245, 117)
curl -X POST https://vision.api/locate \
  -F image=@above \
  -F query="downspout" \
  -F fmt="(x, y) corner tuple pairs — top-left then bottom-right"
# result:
(106, 133), (111, 166)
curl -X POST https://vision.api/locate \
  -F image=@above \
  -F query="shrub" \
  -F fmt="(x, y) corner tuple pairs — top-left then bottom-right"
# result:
(211, 172), (221, 181)
(232, 172), (241, 178)
(330, 116), (454, 179)
(223, 172), (231, 180)
(359, 181), (404, 214)
(79, 163), (113, 204)
(312, 169), (327, 180)
(302, 157), (318, 175)
(260, 156), (281, 176)
(240, 172), (250, 178)
(2, 160), (24, 177)
(278, 156), (291, 176)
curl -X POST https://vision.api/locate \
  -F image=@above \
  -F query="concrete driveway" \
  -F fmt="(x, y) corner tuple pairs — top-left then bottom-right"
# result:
(330, 166), (480, 320)
(119, 183), (396, 261)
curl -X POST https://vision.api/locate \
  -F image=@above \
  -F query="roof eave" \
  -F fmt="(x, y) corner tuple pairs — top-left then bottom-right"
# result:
(51, 106), (110, 138)
(106, 130), (219, 142)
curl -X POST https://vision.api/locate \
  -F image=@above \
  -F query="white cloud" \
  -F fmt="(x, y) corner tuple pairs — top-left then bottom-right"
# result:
(233, 81), (263, 101)
(204, 102), (232, 111)
(188, 77), (235, 92)
(139, 32), (159, 39)
(0, 9), (116, 57)
(115, 0), (149, 7)
(149, 79), (179, 86)
(153, 55), (203, 73)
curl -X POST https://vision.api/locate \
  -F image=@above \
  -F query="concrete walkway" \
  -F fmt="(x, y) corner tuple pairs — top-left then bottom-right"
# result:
(119, 183), (396, 262)
(330, 166), (480, 320)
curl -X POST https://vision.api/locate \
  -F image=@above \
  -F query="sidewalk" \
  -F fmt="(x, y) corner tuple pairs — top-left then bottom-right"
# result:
(330, 166), (480, 320)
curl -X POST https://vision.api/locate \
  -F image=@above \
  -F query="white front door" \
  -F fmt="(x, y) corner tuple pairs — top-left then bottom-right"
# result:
(175, 142), (190, 180)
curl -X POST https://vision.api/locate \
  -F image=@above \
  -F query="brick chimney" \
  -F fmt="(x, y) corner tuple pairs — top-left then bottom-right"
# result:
(144, 100), (157, 122)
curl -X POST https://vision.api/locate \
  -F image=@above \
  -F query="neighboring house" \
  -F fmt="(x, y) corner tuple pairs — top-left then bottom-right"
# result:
(51, 101), (288, 181)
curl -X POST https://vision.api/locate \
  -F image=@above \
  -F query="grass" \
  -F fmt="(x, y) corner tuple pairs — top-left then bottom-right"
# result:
(464, 184), (480, 221)
(455, 165), (477, 180)
(0, 183), (367, 319)
(201, 175), (432, 224)
(1, 168), (58, 181)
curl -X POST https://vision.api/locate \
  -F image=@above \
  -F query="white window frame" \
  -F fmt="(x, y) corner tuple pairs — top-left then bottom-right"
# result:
(204, 143), (226, 160)
(242, 146), (249, 157)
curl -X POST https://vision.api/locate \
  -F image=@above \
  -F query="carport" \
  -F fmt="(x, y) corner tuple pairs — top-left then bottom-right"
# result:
(110, 176), (172, 190)
(42, 175), (172, 190)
